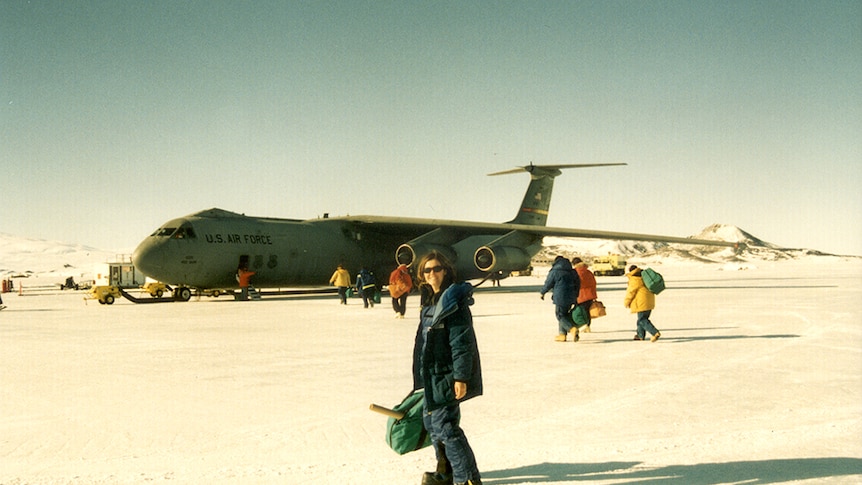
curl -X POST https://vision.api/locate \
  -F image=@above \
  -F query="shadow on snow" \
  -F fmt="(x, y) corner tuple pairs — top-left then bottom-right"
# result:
(482, 457), (862, 484)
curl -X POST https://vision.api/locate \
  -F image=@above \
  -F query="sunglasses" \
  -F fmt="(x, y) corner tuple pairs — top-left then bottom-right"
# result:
(422, 265), (444, 274)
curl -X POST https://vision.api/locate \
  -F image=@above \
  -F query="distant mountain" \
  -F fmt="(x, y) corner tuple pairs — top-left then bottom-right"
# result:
(536, 223), (849, 265)
(0, 233), (116, 279)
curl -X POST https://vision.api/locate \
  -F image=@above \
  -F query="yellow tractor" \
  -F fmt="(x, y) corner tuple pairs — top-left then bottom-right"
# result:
(591, 254), (627, 276)
(86, 285), (122, 305)
(142, 281), (170, 298)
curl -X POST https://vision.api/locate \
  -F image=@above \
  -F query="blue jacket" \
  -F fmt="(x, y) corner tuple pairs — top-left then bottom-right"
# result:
(356, 269), (376, 290)
(412, 282), (483, 410)
(540, 257), (577, 307)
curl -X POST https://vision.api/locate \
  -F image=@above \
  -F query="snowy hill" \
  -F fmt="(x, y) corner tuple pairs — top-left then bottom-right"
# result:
(536, 223), (854, 267)
(0, 233), (118, 283)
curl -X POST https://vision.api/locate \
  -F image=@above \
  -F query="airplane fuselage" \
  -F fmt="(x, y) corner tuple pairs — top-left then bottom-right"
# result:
(133, 209), (434, 289)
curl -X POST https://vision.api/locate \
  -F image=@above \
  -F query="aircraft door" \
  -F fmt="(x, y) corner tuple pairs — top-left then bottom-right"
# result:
(238, 255), (250, 269)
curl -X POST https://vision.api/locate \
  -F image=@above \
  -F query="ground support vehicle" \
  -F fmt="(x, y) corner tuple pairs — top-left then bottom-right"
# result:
(142, 281), (171, 298)
(591, 254), (627, 276)
(85, 285), (122, 305)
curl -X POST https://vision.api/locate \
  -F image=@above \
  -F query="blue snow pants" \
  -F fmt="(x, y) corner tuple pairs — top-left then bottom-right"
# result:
(423, 403), (480, 483)
(556, 304), (574, 334)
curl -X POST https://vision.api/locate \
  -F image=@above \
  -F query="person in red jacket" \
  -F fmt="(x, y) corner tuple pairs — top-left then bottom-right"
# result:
(389, 263), (413, 319)
(572, 257), (598, 332)
(237, 265), (256, 301)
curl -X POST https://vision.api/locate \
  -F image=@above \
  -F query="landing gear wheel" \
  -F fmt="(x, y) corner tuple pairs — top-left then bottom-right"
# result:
(176, 287), (192, 302)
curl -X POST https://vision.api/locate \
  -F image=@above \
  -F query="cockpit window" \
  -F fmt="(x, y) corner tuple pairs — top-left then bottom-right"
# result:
(153, 227), (177, 237)
(171, 223), (197, 239)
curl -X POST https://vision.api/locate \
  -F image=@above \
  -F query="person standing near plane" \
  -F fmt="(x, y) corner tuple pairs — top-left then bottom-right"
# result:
(355, 267), (377, 308)
(412, 251), (482, 485)
(237, 264), (256, 301)
(540, 256), (579, 342)
(329, 264), (351, 305)
(624, 265), (661, 342)
(572, 257), (598, 333)
(388, 263), (413, 319)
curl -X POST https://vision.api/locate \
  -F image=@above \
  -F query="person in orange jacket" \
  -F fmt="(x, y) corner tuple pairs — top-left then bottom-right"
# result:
(389, 263), (413, 319)
(237, 265), (256, 301)
(572, 257), (598, 332)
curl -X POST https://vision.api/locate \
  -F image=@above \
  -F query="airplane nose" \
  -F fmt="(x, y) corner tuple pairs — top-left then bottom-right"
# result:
(132, 238), (166, 279)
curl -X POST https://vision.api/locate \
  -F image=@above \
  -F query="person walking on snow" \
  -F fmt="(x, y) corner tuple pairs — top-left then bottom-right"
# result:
(355, 268), (377, 308)
(329, 264), (351, 304)
(389, 263), (413, 319)
(572, 257), (598, 332)
(540, 256), (580, 342)
(624, 265), (661, 342)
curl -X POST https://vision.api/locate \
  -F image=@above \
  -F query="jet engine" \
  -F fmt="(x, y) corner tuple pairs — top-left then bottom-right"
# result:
(396, 243), (456, 268)
(395, 228), (462, 268)
(473, 245), (532, 273)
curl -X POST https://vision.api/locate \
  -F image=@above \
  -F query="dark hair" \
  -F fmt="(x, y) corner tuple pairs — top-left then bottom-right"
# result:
(628, 265), (638, 272)
(571, 257), (583, 265)
(416, 250), (456, 289)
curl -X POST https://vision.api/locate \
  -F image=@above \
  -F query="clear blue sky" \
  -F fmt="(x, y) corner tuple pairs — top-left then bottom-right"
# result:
(2, 1), (860, 255)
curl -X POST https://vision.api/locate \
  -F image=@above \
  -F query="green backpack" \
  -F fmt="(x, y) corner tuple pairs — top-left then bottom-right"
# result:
(641, 268), (665, 294)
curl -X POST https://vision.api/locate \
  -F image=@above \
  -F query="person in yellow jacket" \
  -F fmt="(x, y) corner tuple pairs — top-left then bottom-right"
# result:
(329, 264), (352, 305)
(624, 265), (661, 342)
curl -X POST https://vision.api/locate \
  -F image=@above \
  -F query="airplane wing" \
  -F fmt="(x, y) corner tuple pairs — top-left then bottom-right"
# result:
(327, 215), (741, 248)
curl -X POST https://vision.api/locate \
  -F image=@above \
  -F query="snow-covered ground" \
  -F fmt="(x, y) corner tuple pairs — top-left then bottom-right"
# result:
(2, 256), (861, 484)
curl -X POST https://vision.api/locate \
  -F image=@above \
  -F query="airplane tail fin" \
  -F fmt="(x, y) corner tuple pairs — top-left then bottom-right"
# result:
(489, 163), (627, 226)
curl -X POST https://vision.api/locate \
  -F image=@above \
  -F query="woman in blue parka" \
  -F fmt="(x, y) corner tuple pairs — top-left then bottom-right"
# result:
(411, 250), (482, 485)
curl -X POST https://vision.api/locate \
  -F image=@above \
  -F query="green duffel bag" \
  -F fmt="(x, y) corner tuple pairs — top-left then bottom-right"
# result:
(385, 390), (431, 455)
(570, 304), (590, 328)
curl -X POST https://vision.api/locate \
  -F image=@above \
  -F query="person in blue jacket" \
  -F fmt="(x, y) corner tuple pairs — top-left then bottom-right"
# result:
(355, 268), (377, 308)
(540, 255), (580, 342)
(412, 250), (482, 485)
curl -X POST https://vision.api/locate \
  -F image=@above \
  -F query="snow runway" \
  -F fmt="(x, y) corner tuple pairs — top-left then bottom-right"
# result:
(2, 260), (860, 484)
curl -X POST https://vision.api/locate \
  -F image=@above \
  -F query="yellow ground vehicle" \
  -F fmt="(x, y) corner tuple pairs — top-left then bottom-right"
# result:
(142, 281), (170, 298)
(591, 254), (627, 276)
(86, 285), (122, 305)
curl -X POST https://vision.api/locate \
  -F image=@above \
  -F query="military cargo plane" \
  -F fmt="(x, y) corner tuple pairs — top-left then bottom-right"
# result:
(132, 164), (738, 300)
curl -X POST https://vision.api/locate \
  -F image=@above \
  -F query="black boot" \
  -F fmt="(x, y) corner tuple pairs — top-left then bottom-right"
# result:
(422, 472), (453, 485)
(422, 442), (452, 485)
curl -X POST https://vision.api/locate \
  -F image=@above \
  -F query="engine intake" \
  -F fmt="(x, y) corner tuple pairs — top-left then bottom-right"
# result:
(473, 245), (531, 273)
(396, 243), (457, 268)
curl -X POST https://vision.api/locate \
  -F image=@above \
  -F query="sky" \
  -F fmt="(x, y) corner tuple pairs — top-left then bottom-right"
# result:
(2, 1), (861, 255)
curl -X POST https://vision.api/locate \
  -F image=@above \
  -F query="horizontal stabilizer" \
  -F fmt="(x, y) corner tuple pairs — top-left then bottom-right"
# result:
(488, 163), (627, 177)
